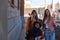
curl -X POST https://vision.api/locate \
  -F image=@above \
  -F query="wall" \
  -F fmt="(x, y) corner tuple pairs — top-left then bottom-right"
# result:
(0, 0), (8, 40)
(8, 0), (22, 40)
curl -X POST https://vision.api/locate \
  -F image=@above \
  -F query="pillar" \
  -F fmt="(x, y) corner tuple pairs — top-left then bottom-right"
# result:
(20, 0), (25, 28)
(20, 0), (24, 16)
(0, 0), (8, 40)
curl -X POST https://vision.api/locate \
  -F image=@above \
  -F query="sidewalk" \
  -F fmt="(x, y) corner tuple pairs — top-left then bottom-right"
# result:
(19, 25), (26, 40)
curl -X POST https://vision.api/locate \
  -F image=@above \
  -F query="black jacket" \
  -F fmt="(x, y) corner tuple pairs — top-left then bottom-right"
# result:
(30, 27), (42, 37)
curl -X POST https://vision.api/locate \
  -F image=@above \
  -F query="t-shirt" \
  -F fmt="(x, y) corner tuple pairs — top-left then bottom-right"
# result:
(44, 19), (48, 28)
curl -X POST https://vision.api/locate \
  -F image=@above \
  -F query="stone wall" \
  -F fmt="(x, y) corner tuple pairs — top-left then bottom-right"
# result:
(0, 0), (8, 40)
(8, 7), (22, 40)
(8, 0), (22, 40)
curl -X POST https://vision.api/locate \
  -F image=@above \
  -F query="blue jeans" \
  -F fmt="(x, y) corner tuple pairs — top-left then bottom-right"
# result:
(44, 29), (55, 40)
(35, 37), (38, 40)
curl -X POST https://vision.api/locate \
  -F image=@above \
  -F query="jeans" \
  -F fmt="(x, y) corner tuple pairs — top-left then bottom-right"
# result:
(44, 29), (55, 40)
(35, 37), (38, 40)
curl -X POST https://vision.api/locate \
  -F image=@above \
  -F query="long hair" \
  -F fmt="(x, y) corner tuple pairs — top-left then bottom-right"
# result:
(31, 10), (38, 20)
(43, 9), (51, 23)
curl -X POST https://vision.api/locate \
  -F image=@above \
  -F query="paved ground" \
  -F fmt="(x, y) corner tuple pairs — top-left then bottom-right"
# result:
(19, 25), (26, 40)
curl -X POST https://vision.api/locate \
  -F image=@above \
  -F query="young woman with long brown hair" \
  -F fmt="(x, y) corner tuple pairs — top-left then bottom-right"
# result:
(43, 9), (56, 40)
(26, 10), (39, 32)
(26, 10), (43, 40)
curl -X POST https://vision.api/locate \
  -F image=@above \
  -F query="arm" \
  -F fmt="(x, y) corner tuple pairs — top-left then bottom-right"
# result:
(52, 17), (57, 27)
(42, 22), (46, 31)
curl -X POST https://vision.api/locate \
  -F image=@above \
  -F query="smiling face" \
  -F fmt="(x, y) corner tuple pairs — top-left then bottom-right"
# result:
(31, 10), (38, 18)
(35, 23), (40, 28)
(46, 9), (50, 17)
(32, 11), (37, 17)
(33, 12), (37, 17)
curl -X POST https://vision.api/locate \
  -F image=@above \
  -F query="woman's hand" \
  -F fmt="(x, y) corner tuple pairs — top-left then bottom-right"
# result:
(29, 13), (34, 20)
(38, 35), (44, 39)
